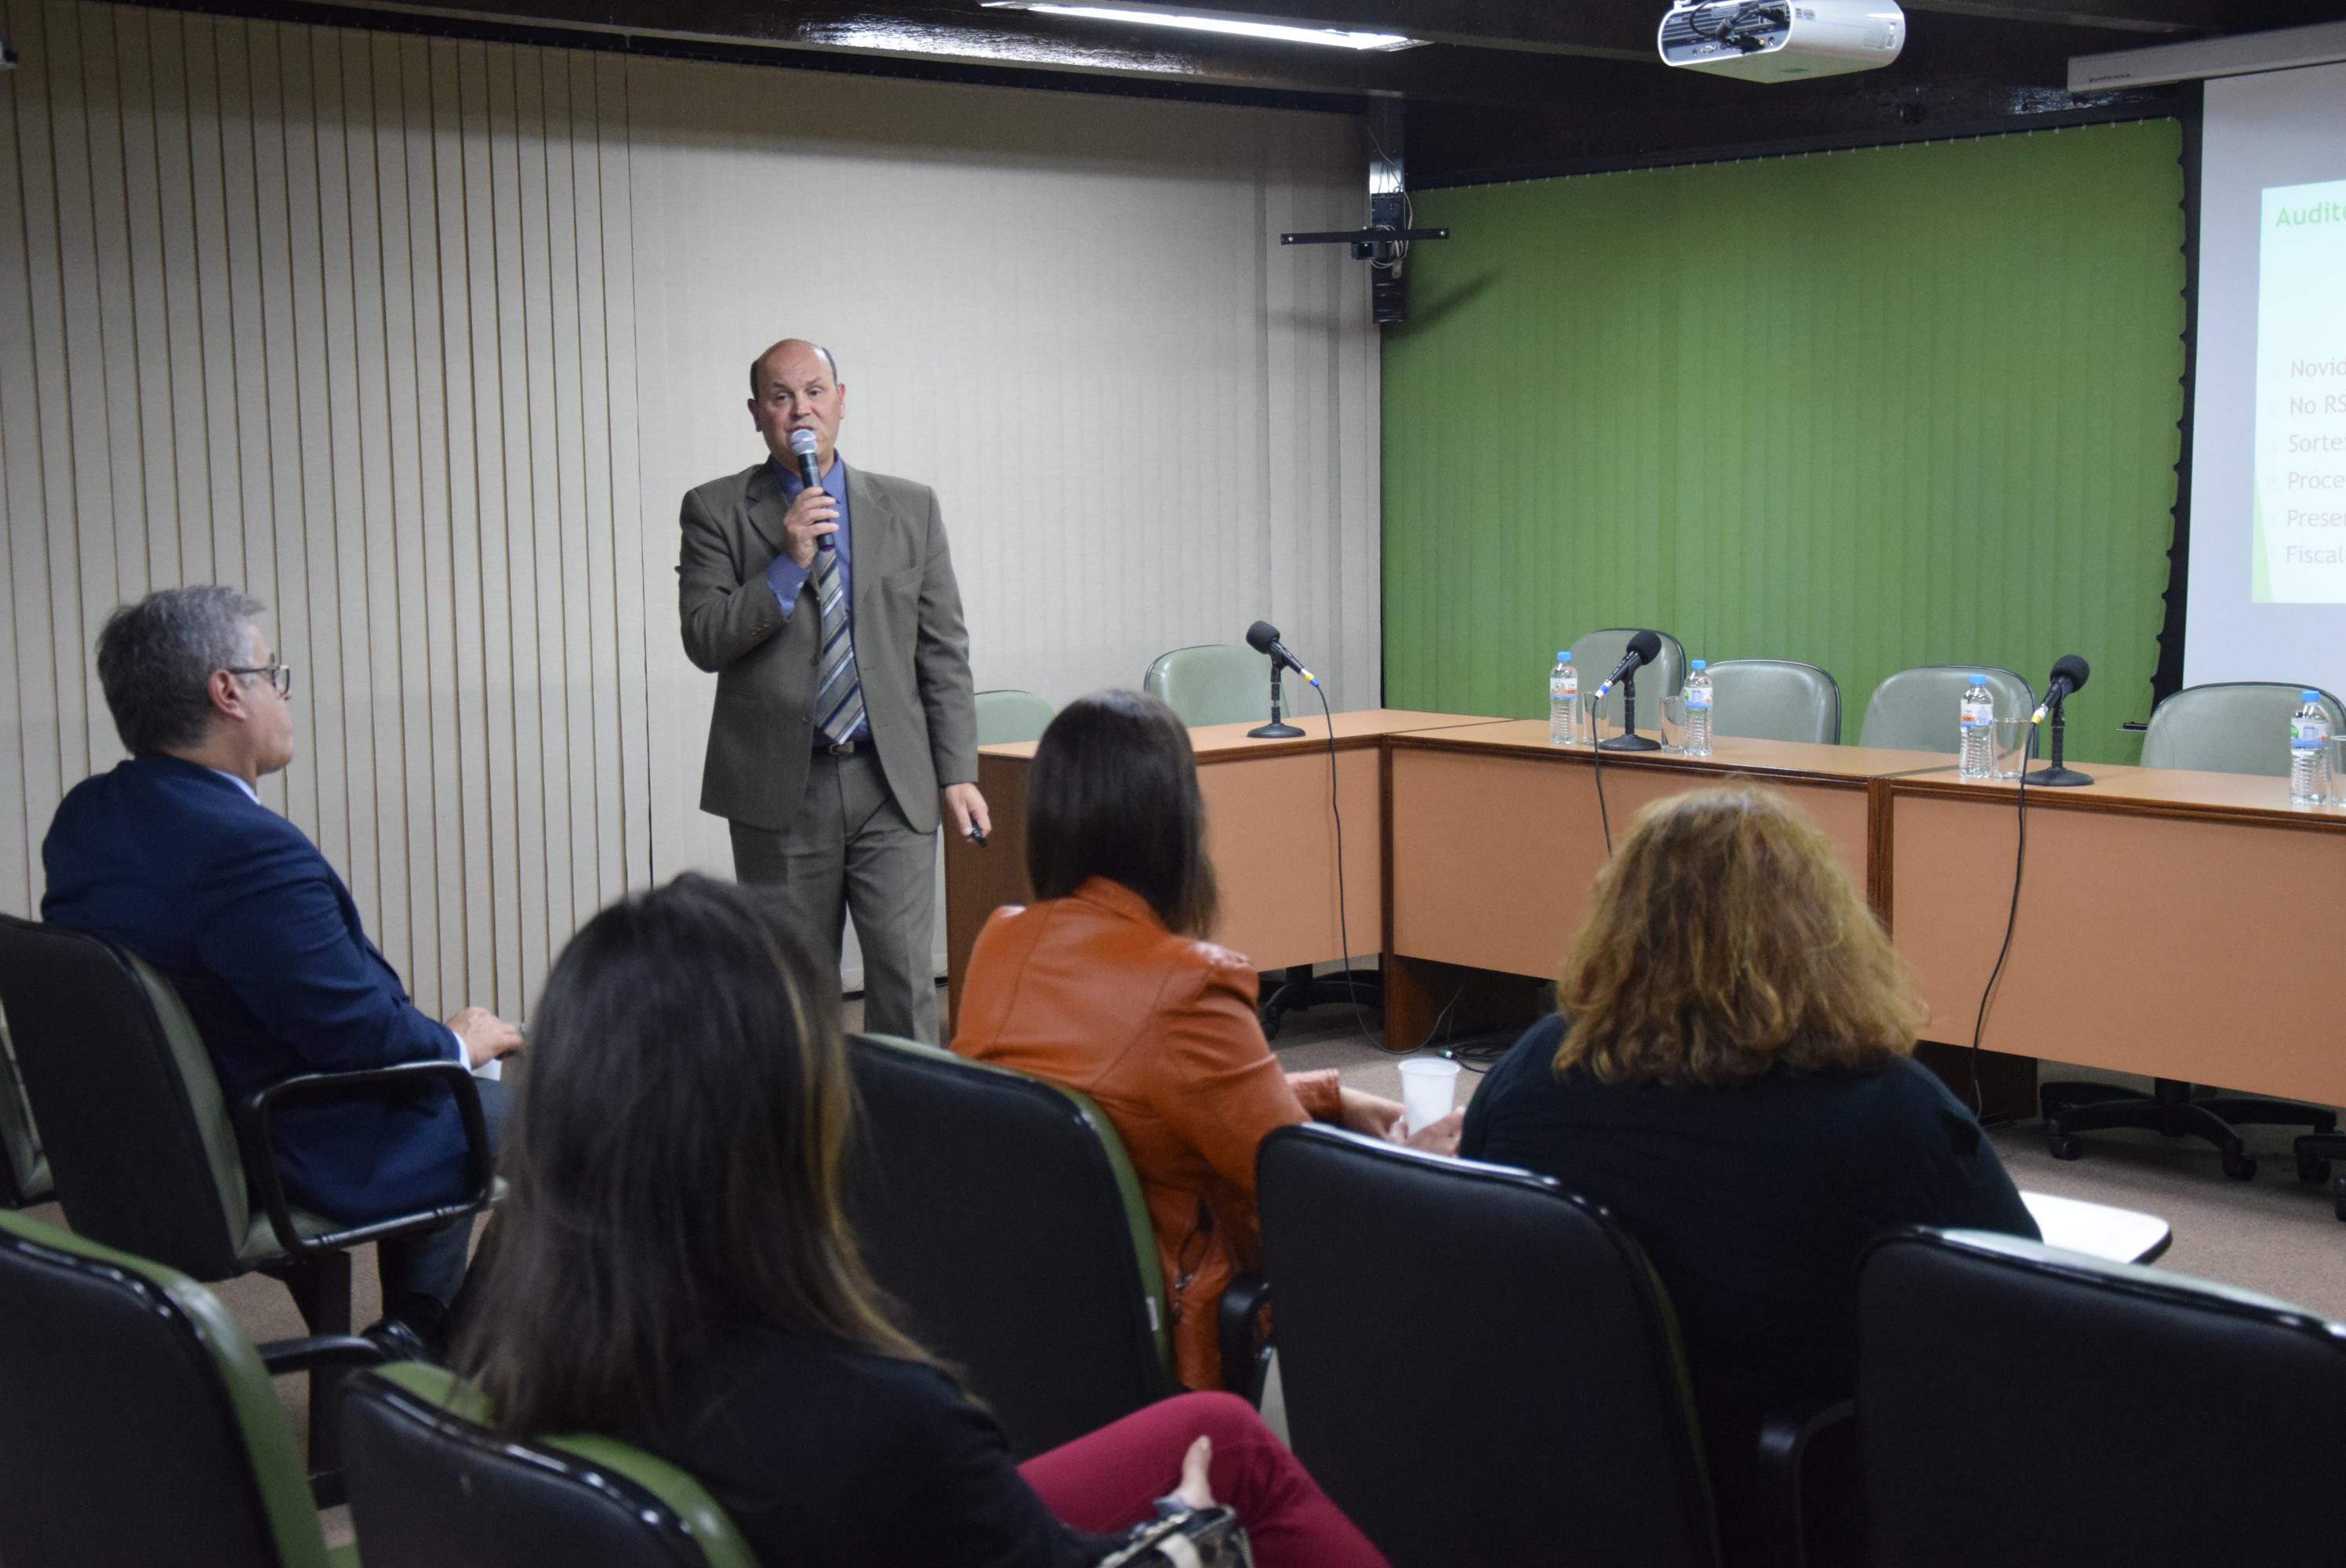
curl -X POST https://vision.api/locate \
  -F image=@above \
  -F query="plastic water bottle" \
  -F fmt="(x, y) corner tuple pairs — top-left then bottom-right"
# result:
(1549, 652), (1578, 746)
(1683, 659), (1714, 757)
(1959, 674), (1995, 779)
(2290, 691), (2330, 806)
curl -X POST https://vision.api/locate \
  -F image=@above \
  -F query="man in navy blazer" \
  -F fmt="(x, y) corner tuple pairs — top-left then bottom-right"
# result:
(42, 586), (522, 1339)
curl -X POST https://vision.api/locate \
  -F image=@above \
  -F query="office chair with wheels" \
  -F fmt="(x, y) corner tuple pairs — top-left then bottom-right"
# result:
(1854, 666), (2032, 752)
(0, 913), (496, 1499)
(2041, 682), (2346, 1185)
(1702, 659), (1840, 746)
(343, 1363), (756, 1568)
(1143, 643), (1278, 728)
(974, 688), (1055, 746)
(0, 1209), (377, 1567)
(1858, 1225), (2346, 1567)
(2139, 681), (2346, 775)
(842, 1033), (1191, 1455)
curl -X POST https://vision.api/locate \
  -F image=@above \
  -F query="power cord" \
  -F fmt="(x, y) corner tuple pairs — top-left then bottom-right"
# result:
(1966, 724), (2035, 1118)
(1310, 683), (1381, 1047)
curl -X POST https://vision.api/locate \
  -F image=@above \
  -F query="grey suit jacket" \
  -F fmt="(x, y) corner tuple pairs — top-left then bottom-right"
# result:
(677, 459), (977, 837)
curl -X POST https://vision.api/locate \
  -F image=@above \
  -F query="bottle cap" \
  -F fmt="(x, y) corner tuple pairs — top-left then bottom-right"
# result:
(1557, 652), (1571, 662)
(1968, 673), (1986, 684)
(1690, 659), (1706, 670)
(2304, 690), (2320, 702)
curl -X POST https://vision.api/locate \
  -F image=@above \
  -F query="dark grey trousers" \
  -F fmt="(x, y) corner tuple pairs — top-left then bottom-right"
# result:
(729, 749), (940, 1044)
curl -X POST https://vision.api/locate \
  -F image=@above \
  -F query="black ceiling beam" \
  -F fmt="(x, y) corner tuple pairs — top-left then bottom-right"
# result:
(175, 0), (2346, 117)
(939, 0), (2346, 56)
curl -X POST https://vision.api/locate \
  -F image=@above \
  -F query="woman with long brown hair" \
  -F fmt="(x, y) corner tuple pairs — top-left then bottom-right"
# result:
(953, 690), (1462, 1392)
(456, 873), (1386, 1567)
(1459, 784), (2036, 1554)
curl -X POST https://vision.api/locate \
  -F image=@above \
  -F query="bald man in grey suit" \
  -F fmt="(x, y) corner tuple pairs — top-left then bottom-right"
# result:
(677, 339), (990, 1042)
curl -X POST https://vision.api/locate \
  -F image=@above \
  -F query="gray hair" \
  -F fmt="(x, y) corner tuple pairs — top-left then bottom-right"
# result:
(94, 586), (266, 755)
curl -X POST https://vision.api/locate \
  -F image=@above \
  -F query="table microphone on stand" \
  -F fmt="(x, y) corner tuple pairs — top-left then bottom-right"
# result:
(2025, 654), (2094, 786)
(1592, 630), (1665, 753)
(1245, 621), (1313, 739)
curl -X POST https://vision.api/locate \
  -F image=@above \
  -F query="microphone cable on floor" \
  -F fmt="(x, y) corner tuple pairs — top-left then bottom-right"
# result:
(1309, 681), (1382, 1048)
(1967, 724), (2034, 1119)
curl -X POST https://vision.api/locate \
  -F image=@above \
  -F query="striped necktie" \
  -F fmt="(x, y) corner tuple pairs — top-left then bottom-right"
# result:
(812, 543), (865, 746)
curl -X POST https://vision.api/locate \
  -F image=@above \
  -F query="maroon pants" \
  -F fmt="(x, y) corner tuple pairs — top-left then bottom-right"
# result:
(1018, 1392), (1389, 1568)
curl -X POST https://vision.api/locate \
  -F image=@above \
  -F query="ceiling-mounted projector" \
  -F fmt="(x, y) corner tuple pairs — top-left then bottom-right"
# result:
(1658, 2), (1905, 82)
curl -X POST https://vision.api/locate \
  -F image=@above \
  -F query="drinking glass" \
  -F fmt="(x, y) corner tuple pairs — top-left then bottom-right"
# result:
(1659, 695), (1690, 753)
(1992, 717), (2034, 781)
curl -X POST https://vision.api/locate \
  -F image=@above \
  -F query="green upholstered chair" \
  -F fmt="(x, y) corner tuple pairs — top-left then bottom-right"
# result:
(1143, 642), (1285, 728)
(341, 1363), (756, 1568)
(1703, 659), (1842, 746)
(0, 1209), (377, 1567)
(2138, 682), (2346, 777)
(2044, 681), (2346, 1188)
(0, 913), (496, 1495)
(1855, 666), (2032, 753)
(841, 1033), (1195, 1454)
(974, 688), (1056, 746)
(1569, 629), (1687, 738)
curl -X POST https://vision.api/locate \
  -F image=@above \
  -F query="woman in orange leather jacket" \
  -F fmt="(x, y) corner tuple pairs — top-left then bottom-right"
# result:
(952, 690), (1463, 1390)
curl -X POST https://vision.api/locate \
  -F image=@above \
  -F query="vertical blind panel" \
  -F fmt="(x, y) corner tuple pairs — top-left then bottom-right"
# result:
(1383, 124), (2185, 764)
(2, 0), (1378, 1004)
(0, 0), (650, 1017)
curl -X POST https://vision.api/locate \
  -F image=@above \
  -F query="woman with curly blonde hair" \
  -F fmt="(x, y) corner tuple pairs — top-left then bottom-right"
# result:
(1459, 783), (2035, 1555)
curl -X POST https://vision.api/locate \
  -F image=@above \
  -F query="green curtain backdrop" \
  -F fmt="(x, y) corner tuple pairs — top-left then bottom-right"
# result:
(1382, 121), (2186, 763)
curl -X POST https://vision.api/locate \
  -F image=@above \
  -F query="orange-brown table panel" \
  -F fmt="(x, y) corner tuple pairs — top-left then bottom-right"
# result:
(1383, 724), (1955, 1046)
(942, 710), (1505, 1031)
(1889, 765), (2346, 1109)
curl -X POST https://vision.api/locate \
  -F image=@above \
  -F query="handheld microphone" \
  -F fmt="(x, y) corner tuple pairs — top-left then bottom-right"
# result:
(1246, 621), (1319, 688)
(2030, 654), (2090, 724)
(787, 428), (834, 552)
(1592, 630), (1664, 700)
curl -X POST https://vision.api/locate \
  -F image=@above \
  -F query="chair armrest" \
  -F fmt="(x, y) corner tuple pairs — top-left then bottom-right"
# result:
(1218, 1269), (1273, 1403)
(234, 1059), (496, 1261)
(1754, 1396), (1854, 1568)
(257, 1333), (389, 1377)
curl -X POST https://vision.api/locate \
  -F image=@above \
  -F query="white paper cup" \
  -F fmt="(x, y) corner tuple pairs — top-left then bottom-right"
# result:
(1398, 1057), (1462, 1135)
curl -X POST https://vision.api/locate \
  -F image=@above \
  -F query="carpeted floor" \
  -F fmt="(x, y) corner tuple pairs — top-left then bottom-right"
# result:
(68, 985), (2341, 1549)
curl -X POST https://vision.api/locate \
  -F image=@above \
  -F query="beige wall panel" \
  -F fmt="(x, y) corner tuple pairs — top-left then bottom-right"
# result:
(625, 56), (1378, 984)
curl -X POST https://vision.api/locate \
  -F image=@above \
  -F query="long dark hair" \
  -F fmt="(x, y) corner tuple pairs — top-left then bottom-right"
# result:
(454, 874), (928, 1439)
(1025, 689), (1218, 937)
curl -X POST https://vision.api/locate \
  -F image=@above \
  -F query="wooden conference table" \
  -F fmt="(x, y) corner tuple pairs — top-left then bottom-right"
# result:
(945, 710), (2346, 1114)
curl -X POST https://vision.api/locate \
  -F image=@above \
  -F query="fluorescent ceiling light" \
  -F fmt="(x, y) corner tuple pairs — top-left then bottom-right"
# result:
(980, 3), (1423, 52)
